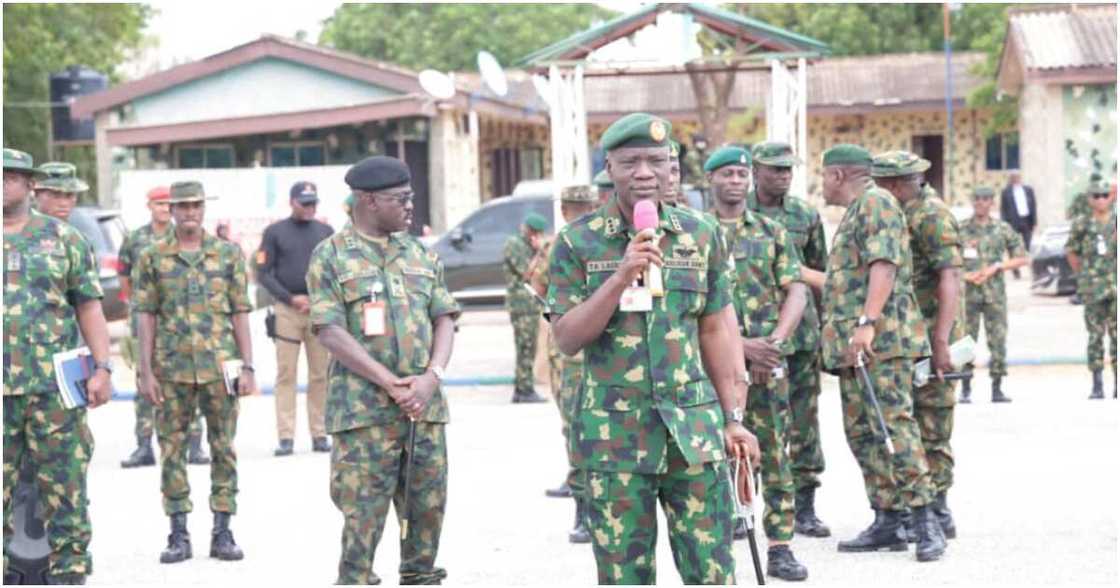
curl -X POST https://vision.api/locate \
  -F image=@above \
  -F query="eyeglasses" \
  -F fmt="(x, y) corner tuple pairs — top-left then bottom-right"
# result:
(374, 191), (414, 205)
(1091, 193), (1112, 200)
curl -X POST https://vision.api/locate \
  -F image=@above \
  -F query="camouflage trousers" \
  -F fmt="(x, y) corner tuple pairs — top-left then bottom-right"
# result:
(331, 422), (448, 586)
(838, 358), (934, 510)
(3, 393), (94, 576)
(133, 389), (203, 441)
(548, 336), (584, 496)
(585, 442), (735, 585)
(158, 380), (238, 515)
(510, 310), (539, 392)
(965, 289), (1008, 377)
(911, 377), (956, 496)
(745, 375), (795, 541)
(1084, 295), (1117, 373)
(786, 349), (825, 492)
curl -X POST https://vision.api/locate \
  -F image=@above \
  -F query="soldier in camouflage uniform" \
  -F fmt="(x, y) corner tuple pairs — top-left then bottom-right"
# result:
(817, 144), (945, 562)
(3, 148), (113, 585)
(309, 156), (460, 585)
(593, 169), (615, 206)
(959, 187), (1028, 403)
(705, 145), (812, 581)
(119, 185), (208, 469)
(547, 113), (760, 584)
(747, 141), (832, 538)
(134, 181), (256, 564)
(503, 212), (548, 403)
(530, 185), (598, 543)
(872, 152), (966, 540)
(1065, 180), (1117, 399)
(32, 162), (87, 221)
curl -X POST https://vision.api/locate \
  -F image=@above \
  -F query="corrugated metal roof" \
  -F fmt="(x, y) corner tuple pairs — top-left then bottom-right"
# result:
(1010, 5), (1117, 70)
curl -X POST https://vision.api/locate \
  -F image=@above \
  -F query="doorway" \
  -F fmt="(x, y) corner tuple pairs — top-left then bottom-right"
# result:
(911, 135), (945, 197)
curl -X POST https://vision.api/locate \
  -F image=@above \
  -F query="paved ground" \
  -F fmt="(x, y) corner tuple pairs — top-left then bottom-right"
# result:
(71, 278), (1118, 584)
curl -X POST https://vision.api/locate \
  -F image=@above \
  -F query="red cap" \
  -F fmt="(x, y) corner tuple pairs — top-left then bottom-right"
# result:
(147, 186), (170, 202)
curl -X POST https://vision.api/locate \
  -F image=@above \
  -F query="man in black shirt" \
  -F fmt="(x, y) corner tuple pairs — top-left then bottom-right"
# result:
(257, 181), (335, 456)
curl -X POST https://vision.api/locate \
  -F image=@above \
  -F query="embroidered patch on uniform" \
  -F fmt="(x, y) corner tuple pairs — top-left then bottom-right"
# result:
(673, 246), (697, 257)
(663, 257), (707, 270)
(587, 260), (622, 273)
(401, 267), (435, 279)
(649, 121), (667, 142)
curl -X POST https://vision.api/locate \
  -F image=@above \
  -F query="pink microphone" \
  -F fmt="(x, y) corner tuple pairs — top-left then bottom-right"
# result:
(633, 200), (664, 297)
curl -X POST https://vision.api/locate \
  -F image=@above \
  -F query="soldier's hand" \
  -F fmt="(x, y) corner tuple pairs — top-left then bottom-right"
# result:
(237, 369), (257, 396)
(394, 374), (437, 420)
(847, 325), (876, 365)
(87, 369), (112, 408)
(289, 295), (311, 314)
(617, 228), (662, 284)
(748, 364), (771, 387)
(932, 340), (953, 381)
(724, 421), (761, 469)
(139, 372), (163, 406)
(742, 337), (781, 369)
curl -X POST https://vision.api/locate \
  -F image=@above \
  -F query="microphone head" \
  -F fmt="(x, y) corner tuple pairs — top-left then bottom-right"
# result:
(633, 199), (658, 231)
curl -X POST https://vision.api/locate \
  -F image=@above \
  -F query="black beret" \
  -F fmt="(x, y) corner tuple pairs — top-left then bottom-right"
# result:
(345, 156), (411, 191)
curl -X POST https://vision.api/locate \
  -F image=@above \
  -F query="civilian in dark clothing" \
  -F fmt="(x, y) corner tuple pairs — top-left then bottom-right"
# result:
(256, 182), (334, 456)
(1000, 172), (1038, 279)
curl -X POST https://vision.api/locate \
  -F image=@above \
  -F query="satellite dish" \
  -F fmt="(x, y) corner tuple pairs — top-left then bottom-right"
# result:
(530, 74), (553, 110)
(419, 69), (456, 100)
(477, 51), (509, 97)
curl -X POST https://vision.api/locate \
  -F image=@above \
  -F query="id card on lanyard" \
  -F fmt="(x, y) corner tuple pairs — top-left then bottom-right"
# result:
(363, 280), (387, 337)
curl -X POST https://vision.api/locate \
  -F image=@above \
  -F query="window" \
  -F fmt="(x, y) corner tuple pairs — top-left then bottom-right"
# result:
(269, 142), (325, 167)
(985, 133), (1020, 171)
(490, 146), (544, 199)
(177, 144), (234, 169)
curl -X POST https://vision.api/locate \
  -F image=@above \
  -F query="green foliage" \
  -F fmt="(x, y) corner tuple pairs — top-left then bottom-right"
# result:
(3, 3), (152, 198)
(319, 3), (612, 72)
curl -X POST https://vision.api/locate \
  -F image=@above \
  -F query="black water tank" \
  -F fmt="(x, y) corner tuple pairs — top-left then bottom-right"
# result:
(49, 65), (107, 143)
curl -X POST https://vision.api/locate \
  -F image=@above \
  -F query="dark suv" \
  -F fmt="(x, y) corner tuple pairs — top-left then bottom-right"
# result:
(430, 194), (554, 305)
(67, 207), (128, 321)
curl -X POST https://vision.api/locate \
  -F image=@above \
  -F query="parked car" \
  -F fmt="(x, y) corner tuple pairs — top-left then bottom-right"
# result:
(430, 194), (555, 305)
(1030, 223), (1077, 296)
(67, 207), (128, 321)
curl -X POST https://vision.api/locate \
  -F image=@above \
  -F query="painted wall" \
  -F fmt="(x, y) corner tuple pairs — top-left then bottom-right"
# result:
(125, 58), (401, 127)
(430, 110), (481, 233)
(1018, 82), (1066, 229)
(1063, 84), (1118, 205)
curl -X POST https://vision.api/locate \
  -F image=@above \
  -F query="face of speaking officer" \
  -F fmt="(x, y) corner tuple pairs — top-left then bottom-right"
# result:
(606, 145), (671, 222)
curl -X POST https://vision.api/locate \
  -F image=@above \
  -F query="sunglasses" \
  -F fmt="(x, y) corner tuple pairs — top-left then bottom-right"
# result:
(374, 191), (414, 205)
(1091, 193), (1111, 200)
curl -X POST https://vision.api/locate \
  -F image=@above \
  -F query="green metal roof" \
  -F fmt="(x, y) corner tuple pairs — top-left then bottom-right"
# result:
(519, 3), (828, 66)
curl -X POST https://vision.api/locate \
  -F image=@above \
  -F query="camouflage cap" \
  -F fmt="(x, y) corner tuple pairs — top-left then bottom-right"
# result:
(600, 113), (672, 151)
(593, 169), (614, 189)
(524, 212), (548, 232)
(972, 186), (995, 199)
(35, 162), (88, 192)
(703, 145), (751, 172)
(822, 144), (872, 167)
(752, 141), (801, 167)
(1088, 180), (1111, 194)
(168, 180), (216, 203)
(871, 151), (931, 178)
(3, 148), (41, 175)
(559, 185), (595, 203)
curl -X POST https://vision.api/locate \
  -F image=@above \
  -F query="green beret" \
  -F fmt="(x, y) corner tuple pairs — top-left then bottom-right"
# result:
(35, 162), (88, 193)
(560, 185), (595, 203)
(600, 113), (672, 151)
(524, 212), (548, 232)
(972, 186), (995, 199)
(822, 144), (872, 167)
(871, 151), (931, 178)
(169, 181), (216, 203)
(3, 148), (41, 176)
(703, 146), (751, 172)
(669, 140), (681, 160)
(593, 170), (614, 189)
(752, 141), (800, 167)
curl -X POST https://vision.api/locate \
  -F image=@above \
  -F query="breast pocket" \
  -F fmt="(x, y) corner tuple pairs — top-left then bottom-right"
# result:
(664, 268), (708, 316)
(402, 266), (435, 307)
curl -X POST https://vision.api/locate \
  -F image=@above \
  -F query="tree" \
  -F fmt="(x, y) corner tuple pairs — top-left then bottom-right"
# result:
(3, 3), (152, 200)
(319, 3), (612, 73)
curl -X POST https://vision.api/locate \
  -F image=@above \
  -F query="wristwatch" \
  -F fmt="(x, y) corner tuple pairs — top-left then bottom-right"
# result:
(93, 360), (113, 375)
(429, 365), (445, 382)
(856, 315), (878, 328)
(723, 407), (744, 424)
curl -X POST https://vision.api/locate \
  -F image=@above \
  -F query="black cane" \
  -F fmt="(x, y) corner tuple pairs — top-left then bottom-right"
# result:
(855, 352), (894, 455)
(728, 457), (765, 585)
(400, 418), (417, 541)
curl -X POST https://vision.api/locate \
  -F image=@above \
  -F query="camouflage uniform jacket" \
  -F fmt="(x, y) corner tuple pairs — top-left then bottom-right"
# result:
(746, 189), (826, 352)
(132, 230), (252, 384)
(533, 237), (583, 364)
(902, 195), (967, 340)
(3, 211), (103, 396)
(503, 232), (539, 313)
(308, 225), (461, 432)
(1066, 210), (1117, 304)
(820, 182), (930, 371)
(546, 197), (732, 474)
(959, 217), (1026, 302)
(716, 209), (801, 351)
(118, 222), (172, 331)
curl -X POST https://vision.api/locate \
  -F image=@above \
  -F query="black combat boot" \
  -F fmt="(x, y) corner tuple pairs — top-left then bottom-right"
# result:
(898, 509), (917, 543)
(794, 486), (831, 537)
(512, 388), (547, 404)
(1089, 369), (1104, 399)
(991, 377), (1012, 403)
(766, 544), (808, 581)
(837, 509), (907, 552)
(545, 481), (572, 498)
(274, 438), (294, 457)
(44, 573), (86, 585)
(188, 433), (211, 465)
(913, 505), (947, 562)
(569, 497), (590, 544)
(210, 512), (244, 561)
(1113, 371), (1117, 399)
(160, 513), (192, 564)
(121, 435), (156, 468)
(932, 492), (957, 539)
(959, 378), (972, 404)
(312, 436), (331, 452)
